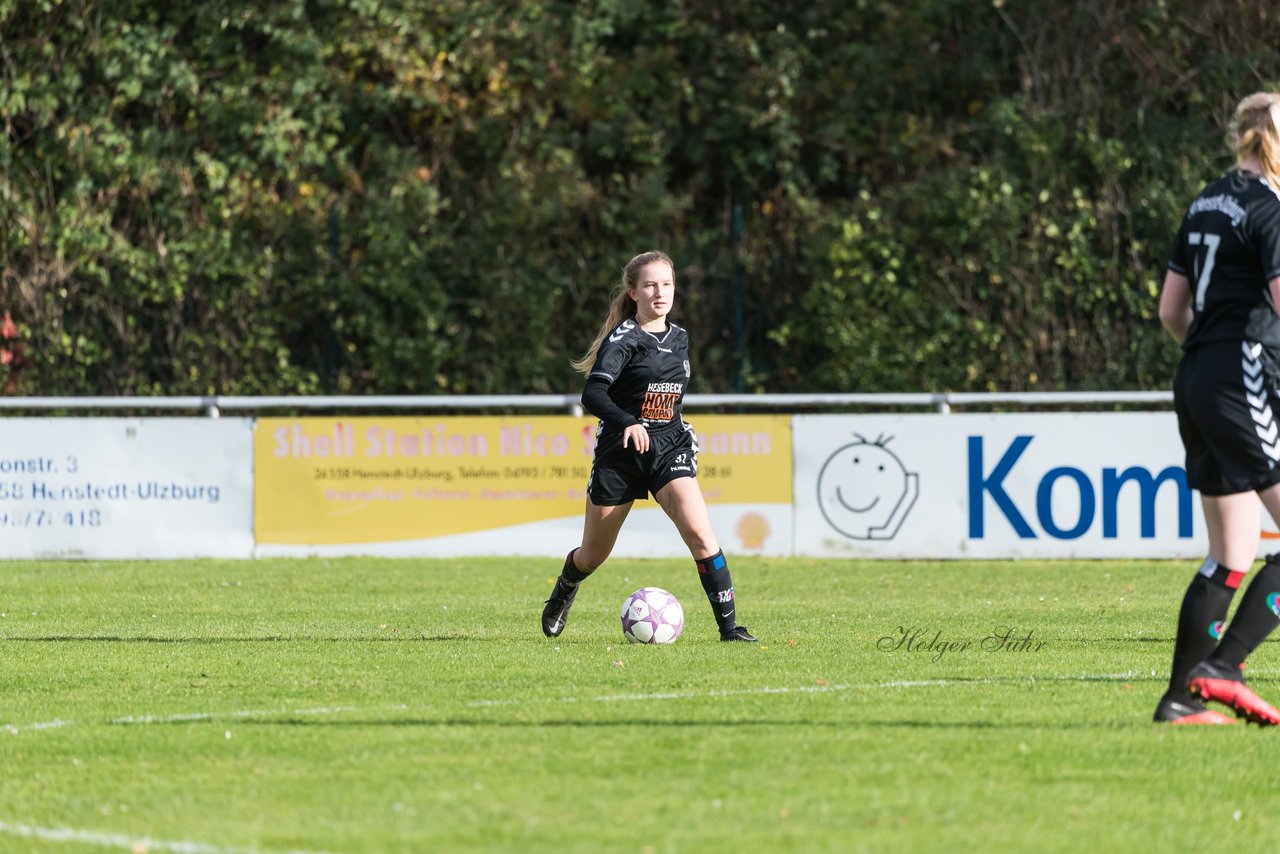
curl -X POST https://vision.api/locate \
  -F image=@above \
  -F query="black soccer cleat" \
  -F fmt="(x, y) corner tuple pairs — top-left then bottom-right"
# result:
(541, 576), (579, 638)
(720, 625), (759, 643)
(1152, 692), (1234, 725)
(1186, 658), (1280, 726)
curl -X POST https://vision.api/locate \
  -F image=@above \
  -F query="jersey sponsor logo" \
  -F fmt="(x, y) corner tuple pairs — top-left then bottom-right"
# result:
(608, 320), (635, 343)
(647, 382), (683, 394)
(640, 391), (679, 421)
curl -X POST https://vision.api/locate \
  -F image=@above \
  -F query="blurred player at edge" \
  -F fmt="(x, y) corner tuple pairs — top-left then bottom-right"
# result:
(540, 250), (757, 643)
(1156, 92), (1280, 725)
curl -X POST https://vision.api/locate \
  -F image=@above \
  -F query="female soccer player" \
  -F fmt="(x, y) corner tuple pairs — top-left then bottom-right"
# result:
(540, 250), (757, 642)
(1156, 92), (1280, 725)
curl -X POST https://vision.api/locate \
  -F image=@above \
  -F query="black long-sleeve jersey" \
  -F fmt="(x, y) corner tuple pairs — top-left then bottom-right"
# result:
(581, 319), (691, 432)
(1169, 169), (1280, 351)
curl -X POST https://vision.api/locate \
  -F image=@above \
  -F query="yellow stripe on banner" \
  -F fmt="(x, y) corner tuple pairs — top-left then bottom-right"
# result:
(254, 415), (792, 545)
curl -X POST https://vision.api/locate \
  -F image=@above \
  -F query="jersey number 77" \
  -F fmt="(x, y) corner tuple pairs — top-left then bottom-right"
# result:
(1188, 230), (1222, 311)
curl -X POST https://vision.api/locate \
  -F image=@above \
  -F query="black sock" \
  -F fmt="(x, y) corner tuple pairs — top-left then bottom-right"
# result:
(561, 548), (591, 585)
(695, 550), (736, 633)
(1212, 556), (1280, 669)
(1168, 559), (1241, 698)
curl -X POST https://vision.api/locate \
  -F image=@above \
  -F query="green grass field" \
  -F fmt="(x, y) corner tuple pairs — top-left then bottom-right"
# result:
(2, 557), (1277, 853)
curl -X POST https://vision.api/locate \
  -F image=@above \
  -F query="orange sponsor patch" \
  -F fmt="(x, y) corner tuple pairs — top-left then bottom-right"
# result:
(640, 392), (678, 421)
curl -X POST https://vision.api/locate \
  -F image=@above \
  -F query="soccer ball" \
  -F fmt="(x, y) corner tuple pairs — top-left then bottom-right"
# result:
(620, 587), (684, 644)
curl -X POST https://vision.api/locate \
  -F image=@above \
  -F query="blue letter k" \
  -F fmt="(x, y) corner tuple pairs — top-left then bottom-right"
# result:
(969, 435), (1036, 538)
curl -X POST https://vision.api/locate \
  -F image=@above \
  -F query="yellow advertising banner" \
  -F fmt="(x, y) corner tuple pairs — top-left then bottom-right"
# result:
(255, 415), (792, 545)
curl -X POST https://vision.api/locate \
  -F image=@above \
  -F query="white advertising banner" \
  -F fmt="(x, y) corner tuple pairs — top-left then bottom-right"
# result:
(0, 418), (254, 559)
(794, 413), (1217, 559)
(0, 412), (1242, 560)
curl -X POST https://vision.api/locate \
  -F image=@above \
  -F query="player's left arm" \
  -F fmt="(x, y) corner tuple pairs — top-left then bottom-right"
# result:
(1158, 270), (1193, 344)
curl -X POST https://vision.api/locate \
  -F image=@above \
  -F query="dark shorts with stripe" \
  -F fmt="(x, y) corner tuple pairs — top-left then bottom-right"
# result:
(586, 420), (698, 505)
(1174, 339), (1280, 495)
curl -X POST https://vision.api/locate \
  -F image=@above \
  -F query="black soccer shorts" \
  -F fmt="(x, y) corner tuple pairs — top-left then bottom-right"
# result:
(585, 420), (699, 505)
(1175, 339), (1280, 495)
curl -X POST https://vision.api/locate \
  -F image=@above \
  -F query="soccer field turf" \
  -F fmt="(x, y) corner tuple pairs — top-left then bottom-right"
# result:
(2, 557), (1277, 852)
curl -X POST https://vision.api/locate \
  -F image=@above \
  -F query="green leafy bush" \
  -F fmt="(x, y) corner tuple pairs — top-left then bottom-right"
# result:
(1, 0), (1276, 396)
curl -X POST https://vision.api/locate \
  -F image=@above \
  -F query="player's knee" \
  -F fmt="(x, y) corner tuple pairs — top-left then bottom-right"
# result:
(685, 532), (718, 558)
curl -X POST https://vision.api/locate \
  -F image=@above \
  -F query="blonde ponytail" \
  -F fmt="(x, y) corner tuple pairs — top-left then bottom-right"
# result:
(1233, 92), (1280, 188)
(570, 285), (637, 375)
(570, 250), (673, 376)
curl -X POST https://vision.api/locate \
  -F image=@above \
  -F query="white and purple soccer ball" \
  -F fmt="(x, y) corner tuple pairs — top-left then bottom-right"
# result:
(620, 587), (684, 644)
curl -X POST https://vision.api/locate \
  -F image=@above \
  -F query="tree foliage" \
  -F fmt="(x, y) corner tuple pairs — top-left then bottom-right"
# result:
(1, 0), (1278, 396)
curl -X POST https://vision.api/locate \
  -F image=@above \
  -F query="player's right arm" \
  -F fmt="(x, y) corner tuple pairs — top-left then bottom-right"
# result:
(1161, 213), (1196, 344)
(580, 326), (647, 450)
(1159, 270), (1193, 344)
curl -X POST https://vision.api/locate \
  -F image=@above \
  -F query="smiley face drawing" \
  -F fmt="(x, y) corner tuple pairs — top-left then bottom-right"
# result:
(816, 435), (919, 540)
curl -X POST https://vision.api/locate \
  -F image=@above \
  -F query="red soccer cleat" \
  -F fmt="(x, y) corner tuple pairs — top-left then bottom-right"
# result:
(1153, 693), (1236, 725)
(1187, 659), (1280, 726)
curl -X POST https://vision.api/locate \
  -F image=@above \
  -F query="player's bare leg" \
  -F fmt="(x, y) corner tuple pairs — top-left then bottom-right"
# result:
(542, 499), (633, 638)
(656, 478), (757, 642)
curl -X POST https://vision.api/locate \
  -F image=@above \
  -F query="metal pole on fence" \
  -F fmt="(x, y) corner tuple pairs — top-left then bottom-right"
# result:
(731, 203), (745, 395)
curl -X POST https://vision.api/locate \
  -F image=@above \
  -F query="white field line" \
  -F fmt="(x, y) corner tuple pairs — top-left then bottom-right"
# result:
(0, 820), (329, 854)
(107, 705), (363, 725)
(4, 718), (73, 734)
(4, 705), (368, 735)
